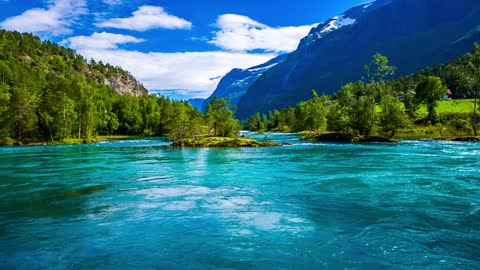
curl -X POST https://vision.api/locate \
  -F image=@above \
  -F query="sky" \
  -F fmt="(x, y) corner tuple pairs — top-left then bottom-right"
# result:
(0, 0), (368, 100)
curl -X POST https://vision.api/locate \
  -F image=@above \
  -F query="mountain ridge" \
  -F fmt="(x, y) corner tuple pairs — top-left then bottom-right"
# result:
(235, 0), (480, 119)
(201, 54), (288, 111)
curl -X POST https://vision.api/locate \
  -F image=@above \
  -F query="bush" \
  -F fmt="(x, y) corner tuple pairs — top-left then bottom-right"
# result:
(439, 112), (472, 135)
(143, 129), (154, 137)
(0, 137), (15, 146)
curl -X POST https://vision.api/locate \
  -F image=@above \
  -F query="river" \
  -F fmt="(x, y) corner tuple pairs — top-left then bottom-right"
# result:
(0, 133), (479, 269)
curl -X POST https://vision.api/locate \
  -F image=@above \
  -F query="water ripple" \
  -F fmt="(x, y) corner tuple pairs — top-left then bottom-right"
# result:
(0, 136), (479, 269)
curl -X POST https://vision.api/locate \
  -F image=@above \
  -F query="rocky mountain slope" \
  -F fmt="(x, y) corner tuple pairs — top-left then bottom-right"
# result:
(103, 74), (147, 96)
(0, 30), (147, 97)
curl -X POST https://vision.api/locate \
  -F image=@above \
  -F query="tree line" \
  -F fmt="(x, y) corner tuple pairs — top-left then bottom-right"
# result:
(0, 30), (239, 143)
(2, 29), (479, 143)
(247, 47), (480, 138)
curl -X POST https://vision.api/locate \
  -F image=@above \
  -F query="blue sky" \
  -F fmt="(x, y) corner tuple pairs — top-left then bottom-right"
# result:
(0, 0), (368, 99)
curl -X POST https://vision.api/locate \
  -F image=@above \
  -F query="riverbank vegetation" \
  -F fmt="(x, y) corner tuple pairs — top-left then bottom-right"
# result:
(0, 31), (241, 146)
(2, 30), (480, 146)
(245, 45), (480, 141)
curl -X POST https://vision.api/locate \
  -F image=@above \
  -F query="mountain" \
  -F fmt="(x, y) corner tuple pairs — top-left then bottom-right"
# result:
(202, 54), (288, 111)
(187, 98), (205, 111)
(235, 0), (480, 119)
(0, 30), (147, 97)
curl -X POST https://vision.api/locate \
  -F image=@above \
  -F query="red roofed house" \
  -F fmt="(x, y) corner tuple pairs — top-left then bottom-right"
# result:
(443, 89), (453, 100)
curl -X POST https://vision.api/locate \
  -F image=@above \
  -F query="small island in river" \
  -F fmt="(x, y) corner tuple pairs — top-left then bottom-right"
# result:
(172, 137), (281, 147)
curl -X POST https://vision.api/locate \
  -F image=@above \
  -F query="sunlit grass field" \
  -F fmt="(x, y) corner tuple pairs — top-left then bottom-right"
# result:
(417, 99), (475, 116)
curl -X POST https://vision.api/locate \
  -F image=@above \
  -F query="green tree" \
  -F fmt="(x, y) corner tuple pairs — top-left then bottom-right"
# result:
(326, 100), (352, 134)
(352, 95), (376, 135)
(206, 97), (239, 137)
(73, 78), (99, 139)
(248, 112), (262, 131)
(365, 53), (397, 83)
(268, 110), (283, 131)
(0, 60), (14, 84)
(404, 90), (421, 118)
(10, 86), (37, 140)
(328, 82), (377, 135)
(464, 43), (480, 135)
(281, 107), (296, 132)
(415, 76), (448, 124)
(141, 95), (162, 135)
(188, 107), (205, 139)
(295, 90), (330, 132)
(0, 82), (11, 138)
(115, 94), (143, 135)
(168, 102), (189, 141)
(306, 90), (330, 131)
(39, 76), (77, 140)
(379, 95), (410, 138)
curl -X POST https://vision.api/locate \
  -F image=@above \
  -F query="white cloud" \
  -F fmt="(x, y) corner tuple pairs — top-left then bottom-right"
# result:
(0, 0), (86, 36)
(103, 0), (122, 5)
(63, 32), (144, 50)
(96, 5), (192, 31)
(151, 89), (211, 100)
(81, 49), (276, 97)
(65, 33), (276, 98)
(209, 14), (316, 53)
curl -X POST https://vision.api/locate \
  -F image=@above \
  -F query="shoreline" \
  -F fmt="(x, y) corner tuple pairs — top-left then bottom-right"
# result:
(2, 133), (479, 147)
(0, 135), (142, 147)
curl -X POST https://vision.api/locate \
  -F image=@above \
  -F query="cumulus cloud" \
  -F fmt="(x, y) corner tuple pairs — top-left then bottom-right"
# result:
(0, 0), (86, 36)
(63, 32), (144, 50)
(81, 49), (276, 97)
(209, 14), (316, 53)
(65, 33), (276, 97)
(96, 5), (192, 31)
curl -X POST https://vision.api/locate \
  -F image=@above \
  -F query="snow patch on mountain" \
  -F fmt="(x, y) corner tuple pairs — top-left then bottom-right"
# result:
(362, 1), (376, 10)
(232, 78), (250, 87)
(248, 62), (281, 73)
(298, 1), (384, 49)
(321, 16), (356, 33)
(299, 14), (356, 48)
(363, 3), (373, 9)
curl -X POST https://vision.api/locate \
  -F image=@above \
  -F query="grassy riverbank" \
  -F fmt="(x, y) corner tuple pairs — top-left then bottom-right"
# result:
(300, 126), (480, 143)
(297, 99), (479, 142)
(0, 135), (141, 146)
(301, 132), (398, 143)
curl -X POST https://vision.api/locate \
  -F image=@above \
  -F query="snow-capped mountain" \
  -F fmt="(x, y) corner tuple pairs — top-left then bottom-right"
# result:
(201, 54), (288, 111)
(235, 0), (480, 119)
(298, 0), (392, 48)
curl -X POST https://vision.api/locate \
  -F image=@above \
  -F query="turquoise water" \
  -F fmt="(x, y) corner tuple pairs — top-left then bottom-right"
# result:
(0, 134), (479, 269)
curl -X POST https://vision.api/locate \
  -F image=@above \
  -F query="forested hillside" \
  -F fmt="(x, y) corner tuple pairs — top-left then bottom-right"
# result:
(0, 30), (238, 144)
(246, 46), (480, 138)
